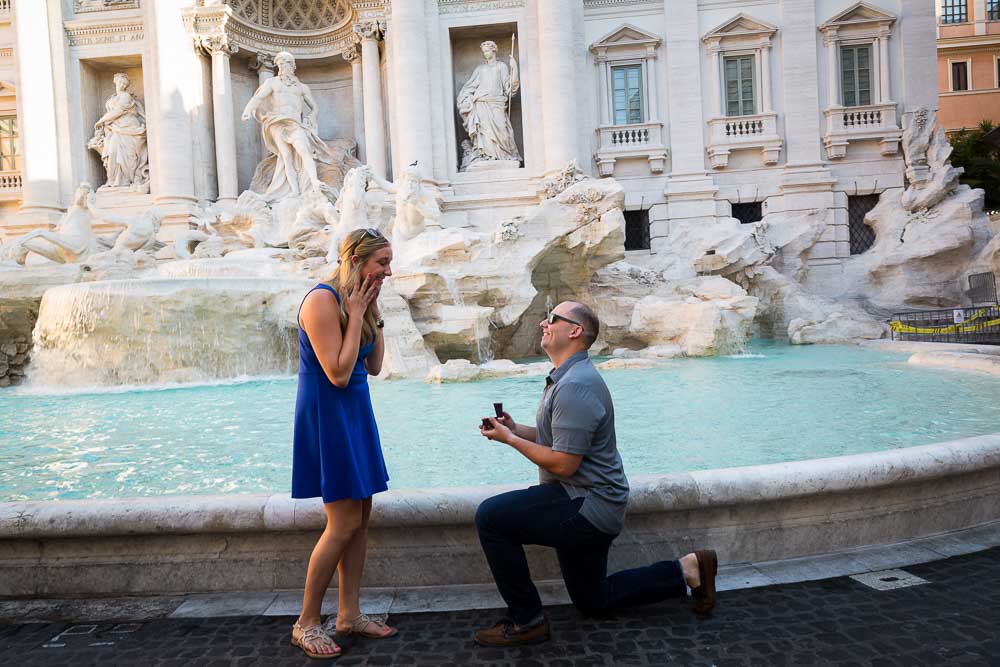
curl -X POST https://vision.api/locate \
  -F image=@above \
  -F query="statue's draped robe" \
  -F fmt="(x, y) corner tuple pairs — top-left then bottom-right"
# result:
(98, 93), (149, 188)
(457, 60), (520, 164)
(251, 80), (333, 202)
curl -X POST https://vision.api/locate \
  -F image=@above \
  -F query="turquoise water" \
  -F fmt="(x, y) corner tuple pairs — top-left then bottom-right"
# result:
(2, 342), (1000, 502)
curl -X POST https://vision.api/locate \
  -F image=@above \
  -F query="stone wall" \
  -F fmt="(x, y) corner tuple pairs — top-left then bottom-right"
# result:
(0, 296), (39, 387)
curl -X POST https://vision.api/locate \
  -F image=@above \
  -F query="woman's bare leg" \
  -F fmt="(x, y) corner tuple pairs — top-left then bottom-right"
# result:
(296, 498), (364, 628)
(335, 497), (371, 625)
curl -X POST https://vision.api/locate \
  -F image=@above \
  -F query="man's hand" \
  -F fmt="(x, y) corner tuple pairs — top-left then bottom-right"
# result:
(496, 411), (517, 434)
(480, 417), (512, 444)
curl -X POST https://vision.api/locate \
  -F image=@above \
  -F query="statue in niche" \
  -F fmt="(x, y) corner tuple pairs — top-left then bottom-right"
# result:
(87, 72), (149, 193)
(456, 40), (521, 169)
(241, 51), (334, 202)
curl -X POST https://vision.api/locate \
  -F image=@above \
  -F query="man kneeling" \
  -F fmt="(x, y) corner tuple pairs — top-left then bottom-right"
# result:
(475, 301), (717, 647)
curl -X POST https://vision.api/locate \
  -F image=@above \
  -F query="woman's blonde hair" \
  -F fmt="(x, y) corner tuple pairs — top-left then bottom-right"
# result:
(325, 228), (391, 344)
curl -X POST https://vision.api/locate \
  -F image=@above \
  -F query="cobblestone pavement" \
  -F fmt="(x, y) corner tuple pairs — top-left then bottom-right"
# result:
(2, 548), (998, 666)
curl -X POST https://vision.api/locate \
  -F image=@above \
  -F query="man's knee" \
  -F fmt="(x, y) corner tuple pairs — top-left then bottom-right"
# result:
(474, 494), (508, 534)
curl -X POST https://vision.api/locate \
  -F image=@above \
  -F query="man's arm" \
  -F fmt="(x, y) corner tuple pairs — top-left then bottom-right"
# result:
(241, 80), (271, 121)
(481, 419), (582, 478)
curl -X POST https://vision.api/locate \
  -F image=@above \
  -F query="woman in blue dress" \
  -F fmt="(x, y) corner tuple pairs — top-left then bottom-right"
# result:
(290, 228), (397, 659)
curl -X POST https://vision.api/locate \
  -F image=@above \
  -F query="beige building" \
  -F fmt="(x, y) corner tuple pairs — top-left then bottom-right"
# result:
(937, 0), (1000, 133)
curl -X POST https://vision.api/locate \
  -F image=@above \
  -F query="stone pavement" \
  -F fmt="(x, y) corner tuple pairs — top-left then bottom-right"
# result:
(1, 548), (998, 666)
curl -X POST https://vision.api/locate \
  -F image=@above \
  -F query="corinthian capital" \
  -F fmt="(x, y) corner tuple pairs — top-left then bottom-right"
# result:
(197, 32), (237, 57)
(249, 51), (275, 73)
(342, 46), (360, 63)
(353, 19), (386, 42)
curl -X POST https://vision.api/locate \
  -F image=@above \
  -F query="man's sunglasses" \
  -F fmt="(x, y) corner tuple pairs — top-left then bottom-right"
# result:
(547, 312), (582, 328)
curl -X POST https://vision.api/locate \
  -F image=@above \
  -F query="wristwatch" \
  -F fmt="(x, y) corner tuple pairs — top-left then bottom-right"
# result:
(376, 318), (385, 329)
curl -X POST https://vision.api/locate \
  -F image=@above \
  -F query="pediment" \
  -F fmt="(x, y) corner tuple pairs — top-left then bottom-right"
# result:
(591, 24), (662, 52)
(703, 13), (778, 42)
(820, 2), (896, 31)
(0, 80), (16, 96)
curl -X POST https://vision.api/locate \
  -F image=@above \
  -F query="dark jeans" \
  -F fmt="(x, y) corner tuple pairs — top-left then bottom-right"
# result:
(474, 483), (687, 625)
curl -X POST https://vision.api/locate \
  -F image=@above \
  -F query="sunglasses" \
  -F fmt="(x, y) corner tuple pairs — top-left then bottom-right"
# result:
(344, 227), (385, 258)
(547, 312), (582, 328)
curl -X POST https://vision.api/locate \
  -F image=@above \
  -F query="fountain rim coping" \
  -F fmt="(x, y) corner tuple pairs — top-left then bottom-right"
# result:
(2, 432), (999, 539)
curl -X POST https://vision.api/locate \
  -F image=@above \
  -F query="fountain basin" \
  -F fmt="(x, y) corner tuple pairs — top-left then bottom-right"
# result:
(1, 433), (998, 597)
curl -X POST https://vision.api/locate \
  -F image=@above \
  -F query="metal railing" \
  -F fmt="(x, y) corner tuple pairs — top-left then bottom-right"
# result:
(889, 273), (1000, 344)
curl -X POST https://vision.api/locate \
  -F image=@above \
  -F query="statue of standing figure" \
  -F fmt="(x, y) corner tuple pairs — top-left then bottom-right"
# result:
(456, 40), (521, 169)
(241, 51), (334, 202)
(87, 72), (149, 193)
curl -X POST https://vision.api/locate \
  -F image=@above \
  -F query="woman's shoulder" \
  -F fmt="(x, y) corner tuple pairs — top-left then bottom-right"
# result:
(301, 285), (340, 313)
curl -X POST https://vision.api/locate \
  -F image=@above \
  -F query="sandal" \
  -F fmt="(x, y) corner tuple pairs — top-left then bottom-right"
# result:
(291, 622), (342, 659)
(329, 613), (398, 638)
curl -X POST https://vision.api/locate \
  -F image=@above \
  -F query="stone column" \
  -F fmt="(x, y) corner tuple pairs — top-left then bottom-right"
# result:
(343, 46), (366, 164)
(201, 34), (239, 204)
(664, 0), (709, 172)
(709, 47), (722, 116)
(596, 54), (610, 125)
(975, 0), (988, 35)
(646, 49), (660, 121)
(389, 0), (434, 178)
(250, 52), (275, 88)
(147, 0), (198, 227)
(781, 0), (824, 165)
(13, 0), (64, 221)
(355, 21), (387, 178)
(537, 0), (581, 172)
(877, 29), (891, 104)
(824, 30), (840, 108)
(760, 43), (773, 113)
(898, 0), (938, 111)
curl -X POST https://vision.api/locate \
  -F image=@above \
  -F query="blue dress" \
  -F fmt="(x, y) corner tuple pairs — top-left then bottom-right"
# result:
(291, 284), (390, 502)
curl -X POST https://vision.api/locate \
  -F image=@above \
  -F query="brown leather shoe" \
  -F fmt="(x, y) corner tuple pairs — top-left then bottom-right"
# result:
(690, 549), (718, 616)
(474, 616), (550, 647)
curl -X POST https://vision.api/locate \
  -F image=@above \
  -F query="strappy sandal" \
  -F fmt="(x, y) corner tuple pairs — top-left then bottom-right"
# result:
(291, 622), (342, 660)
(330, 613), (398, 638)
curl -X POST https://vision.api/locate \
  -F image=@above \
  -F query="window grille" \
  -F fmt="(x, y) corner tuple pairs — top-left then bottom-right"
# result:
(624, 209), (650, 251)
(848, 195), (879, 255)
(941, 0), (968, 24)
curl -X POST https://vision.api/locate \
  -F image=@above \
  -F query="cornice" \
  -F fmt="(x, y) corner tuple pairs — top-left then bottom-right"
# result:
(64, 16), (144, 47)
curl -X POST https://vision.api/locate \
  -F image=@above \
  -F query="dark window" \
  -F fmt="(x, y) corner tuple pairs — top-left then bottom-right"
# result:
(611, 65), (643, 125)
(624, 209), (650, 251)
(0, 116), (18, 172)
(942, 0), (968, 23)
(840, 45), (873, 107)
(731, 202), (762, 225)
(952, 61), (969, 91)
(987, 0), (999, 20)
(848, 195), (879, 255)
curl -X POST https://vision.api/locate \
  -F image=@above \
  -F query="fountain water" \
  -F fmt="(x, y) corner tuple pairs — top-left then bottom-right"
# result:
(29, 277), (307, 387)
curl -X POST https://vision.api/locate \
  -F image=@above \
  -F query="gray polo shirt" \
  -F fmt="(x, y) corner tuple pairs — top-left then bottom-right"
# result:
(536, 351), (629, 535)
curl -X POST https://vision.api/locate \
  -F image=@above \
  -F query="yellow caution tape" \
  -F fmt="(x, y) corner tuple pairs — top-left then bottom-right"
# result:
(889, 311), (1000, 335)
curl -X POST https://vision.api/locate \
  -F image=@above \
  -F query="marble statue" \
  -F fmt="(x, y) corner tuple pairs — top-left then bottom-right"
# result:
(6, 183), (100, 265)
(456, 40), (521, 169)
(95, 207), (165, 253)
(87, 73), (150, 193)
(326, 166), (378, 262)
(241, 51), (333, 202)
(391, 165), (442, 244)
(900, 108), (963, 213)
